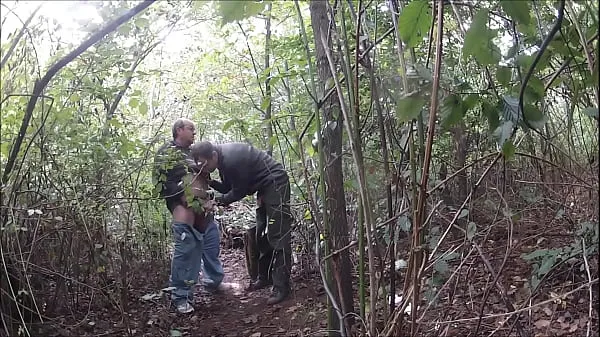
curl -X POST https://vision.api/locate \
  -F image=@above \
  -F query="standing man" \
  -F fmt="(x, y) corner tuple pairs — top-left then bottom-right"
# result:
(190, 141), (293, 305)
(154, 118), (224, 314)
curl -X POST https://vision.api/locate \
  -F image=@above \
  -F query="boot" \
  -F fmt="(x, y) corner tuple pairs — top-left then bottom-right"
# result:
(268, 249), (291, 305)
(245, 277), (272, 292)
(246, 251), (273, 292)
(267, 288), (289, 305)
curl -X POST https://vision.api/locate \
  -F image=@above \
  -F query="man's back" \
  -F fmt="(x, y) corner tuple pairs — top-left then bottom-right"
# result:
(217, 142), (288, 195)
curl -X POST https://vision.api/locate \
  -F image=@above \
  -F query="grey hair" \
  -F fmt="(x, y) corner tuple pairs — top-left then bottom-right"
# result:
(172, 118), (193, 139)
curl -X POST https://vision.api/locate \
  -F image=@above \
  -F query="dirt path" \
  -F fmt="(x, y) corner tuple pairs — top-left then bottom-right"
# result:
(132, 249), (327, 337)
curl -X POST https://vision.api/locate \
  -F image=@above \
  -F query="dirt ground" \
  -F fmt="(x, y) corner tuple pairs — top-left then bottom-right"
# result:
(162, 249), (328, 337)
(35, 248), (329, 337)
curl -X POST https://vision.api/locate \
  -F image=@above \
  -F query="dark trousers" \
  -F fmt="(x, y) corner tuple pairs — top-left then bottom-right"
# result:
(254, 182), (293, 294)
(245, 218), (272, 283)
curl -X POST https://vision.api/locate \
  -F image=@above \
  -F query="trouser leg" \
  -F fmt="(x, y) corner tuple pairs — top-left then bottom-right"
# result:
(265, 202), (293, 297)
(257, 233), (273, 283)
(256, 205), (273, 283)
(200, 220), (224, 291)
(169, 223), (204, 306)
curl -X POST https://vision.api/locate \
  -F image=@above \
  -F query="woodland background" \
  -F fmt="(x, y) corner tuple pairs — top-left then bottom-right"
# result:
(0, 0), (598, 337)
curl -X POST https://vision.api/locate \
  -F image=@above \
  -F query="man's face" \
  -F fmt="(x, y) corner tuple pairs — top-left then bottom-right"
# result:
(176, 122), (195, 147)
(197, 152), (218, 173)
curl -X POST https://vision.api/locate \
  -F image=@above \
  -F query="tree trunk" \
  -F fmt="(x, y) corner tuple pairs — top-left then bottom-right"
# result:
(450, 121), (468, 204)
(309, 1), (355, 335)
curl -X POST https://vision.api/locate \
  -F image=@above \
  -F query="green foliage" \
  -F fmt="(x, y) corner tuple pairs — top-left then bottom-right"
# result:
(583, 107), (599, 119)
(462, 9), (501, 65)
(502, 140), (516, 160)
(500, 0), (531, 26)
(396, 96), (425, 122)
(521, 222), (599, 290)
(496, 66), (512, 86)
(440, 94), (465, 129)
(216, 0), (268, 26)
(398, 0), (432, 48)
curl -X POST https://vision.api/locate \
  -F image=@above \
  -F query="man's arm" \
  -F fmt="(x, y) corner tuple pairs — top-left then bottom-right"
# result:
(209, 179), (230, 193)
(215, 183), (247, 205)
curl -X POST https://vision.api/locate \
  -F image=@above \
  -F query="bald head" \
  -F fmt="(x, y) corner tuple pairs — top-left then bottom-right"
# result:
(172, 118), (196, 147)
(172, 118), (194, 139)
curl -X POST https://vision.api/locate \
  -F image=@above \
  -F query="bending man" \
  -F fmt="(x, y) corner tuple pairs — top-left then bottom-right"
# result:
(190, 141), (293, 305)
(154, 119), (224, 314)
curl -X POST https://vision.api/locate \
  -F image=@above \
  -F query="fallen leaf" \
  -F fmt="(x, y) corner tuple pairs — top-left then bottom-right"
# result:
(286, 305), (298, 313)
(569, 323), (578, 332)
(242, 315), (258, 324)
(534, 319), (551, 329)
(250, 333), (262, 337)
(543, 307), (553, 316)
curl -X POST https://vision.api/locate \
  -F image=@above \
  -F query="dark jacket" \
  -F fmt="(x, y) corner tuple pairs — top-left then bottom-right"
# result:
(209, 143), (289, 205)
(154, 140), (195, 200)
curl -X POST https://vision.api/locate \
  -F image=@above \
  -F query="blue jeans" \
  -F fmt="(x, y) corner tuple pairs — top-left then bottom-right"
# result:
(200, 220), (224, 292)
(170, 223), (203, 306)
(170, 221), (224, 306)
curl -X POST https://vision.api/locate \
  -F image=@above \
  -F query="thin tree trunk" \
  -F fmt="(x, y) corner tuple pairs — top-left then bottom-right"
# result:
(264, 2), (273, 154)
(309, 1), (355, 335)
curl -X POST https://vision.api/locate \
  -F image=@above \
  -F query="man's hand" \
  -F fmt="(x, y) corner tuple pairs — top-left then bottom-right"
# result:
(213, 191), (226, 205)
(203, 199), (217, 212)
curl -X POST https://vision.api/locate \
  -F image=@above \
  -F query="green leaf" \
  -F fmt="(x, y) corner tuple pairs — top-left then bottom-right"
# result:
(134, 17), (149, 28)
(522, 249), (550, 260)
(467, 222), (477, 240)
(441, 94), (465, 129)
(222, 119), (237, 132)
(523, 105), (546, 130)
(501, 0), (531, 26)
(463, 94), (479, 111)
(117, 23), (132, 35)
(582, 107), (599, 119)
(170, 330), (183, 337)
(260, 97), (271, 111)
(129, 98), (139, 108)
(396, 96), (425, 122)
(217, 1), (267, 25)
(483, 102), (500, 130)
(523, 104), (543, 121)
(458, 209), (469, 219)
(497, 67), (512, 86)
(139, 102), (148, 115)
(433, 259), (449, 274)
(462, 9), (501, 65)
(538, 256), (556, 275)
(525, 76), (545, 101)
(502, 140), (516, 160)
(69, 93), (81, 102)
(398, 0), (432, 48)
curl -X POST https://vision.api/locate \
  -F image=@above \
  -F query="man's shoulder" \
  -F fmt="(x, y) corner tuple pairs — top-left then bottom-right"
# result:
(219, 142), (257, 155)
(157, 140), (176, 153)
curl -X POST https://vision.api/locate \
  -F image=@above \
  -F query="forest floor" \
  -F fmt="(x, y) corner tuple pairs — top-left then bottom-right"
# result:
(33, 184), (598, 337)
(39, 247), (329, 337)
